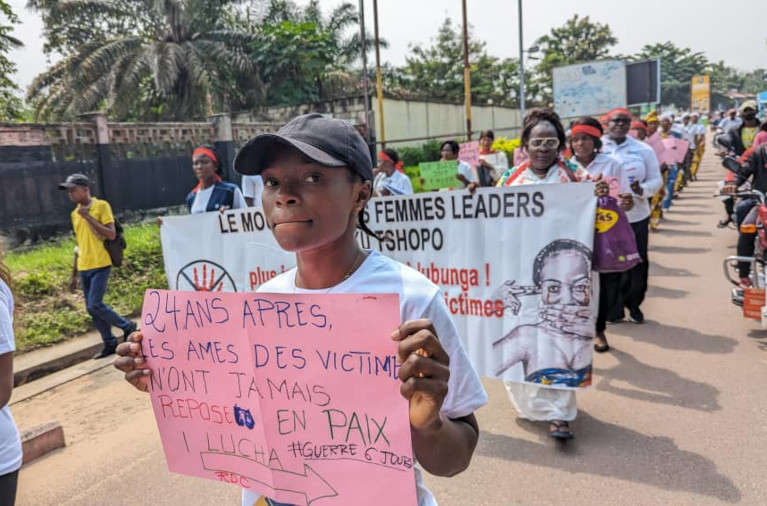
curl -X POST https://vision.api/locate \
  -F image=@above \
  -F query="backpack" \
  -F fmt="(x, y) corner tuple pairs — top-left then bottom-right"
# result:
(104, 219), (127, 267)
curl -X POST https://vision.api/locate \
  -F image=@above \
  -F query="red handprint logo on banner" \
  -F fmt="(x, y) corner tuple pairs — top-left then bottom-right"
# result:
(176, 260), (238, 292)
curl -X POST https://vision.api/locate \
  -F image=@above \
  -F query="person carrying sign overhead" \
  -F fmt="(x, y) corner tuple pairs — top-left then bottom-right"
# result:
(114, 113), (487, 506)
(59, 174), (136, 359)
(495, 108), (608, 440)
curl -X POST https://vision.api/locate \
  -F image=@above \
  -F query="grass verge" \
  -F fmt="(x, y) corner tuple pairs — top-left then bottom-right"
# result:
(6, 222), (166, 352)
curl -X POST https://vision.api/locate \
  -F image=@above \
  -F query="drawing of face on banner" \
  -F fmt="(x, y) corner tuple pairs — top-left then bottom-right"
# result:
(492, 239), (594, 389)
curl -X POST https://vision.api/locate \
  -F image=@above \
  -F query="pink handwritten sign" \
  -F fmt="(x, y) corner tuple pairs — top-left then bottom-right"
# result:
(604, 176), (621, 199)
(459, 141), (480, 170)
(644, 134), (666, 164)
(661, 138), (690, 165)
(140, 290), (416, 505)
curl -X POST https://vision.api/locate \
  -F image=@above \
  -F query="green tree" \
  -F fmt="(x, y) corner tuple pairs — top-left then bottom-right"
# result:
(28, 0), (255, 121)
(530, 14), (618, 104)
(248, 0), (385, 104)
(388, 17), (519, 106)
(630, 42), (708, 109)
(706, 61), (744, 110)
(0, 0), (23, 121)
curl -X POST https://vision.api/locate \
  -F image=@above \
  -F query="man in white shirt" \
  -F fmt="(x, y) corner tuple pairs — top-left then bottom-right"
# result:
(241, 174), (264, 207)
(601, 109), (663, 325)
(719, 109), (743, 132)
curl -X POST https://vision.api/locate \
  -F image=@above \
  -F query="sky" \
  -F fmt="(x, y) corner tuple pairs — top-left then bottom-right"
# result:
(6, 0), (767, 91)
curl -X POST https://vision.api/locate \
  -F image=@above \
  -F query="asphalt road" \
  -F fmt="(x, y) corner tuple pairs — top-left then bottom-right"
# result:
(12, 152), (766, 505)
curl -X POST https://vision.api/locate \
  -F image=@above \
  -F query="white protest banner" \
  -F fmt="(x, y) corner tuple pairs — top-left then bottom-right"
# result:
(160, 184), (597, 389)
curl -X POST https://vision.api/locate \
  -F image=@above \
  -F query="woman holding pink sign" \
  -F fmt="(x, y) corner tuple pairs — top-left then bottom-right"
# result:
(115, 114), (487, 506)
(568, 116), (634, 353)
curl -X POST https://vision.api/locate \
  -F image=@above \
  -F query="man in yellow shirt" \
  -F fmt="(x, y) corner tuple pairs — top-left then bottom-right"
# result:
(59, 174), (136, 358)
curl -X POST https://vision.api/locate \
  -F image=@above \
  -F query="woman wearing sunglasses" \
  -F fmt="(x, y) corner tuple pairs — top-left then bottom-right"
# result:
(496, 110), (590, 186)
(495, 108), (607, 440)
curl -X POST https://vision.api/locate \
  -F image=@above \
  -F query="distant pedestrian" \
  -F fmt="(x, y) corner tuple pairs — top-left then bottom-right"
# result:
(186, 144), (247, 214)
(0, 242), (21, 505)
(59, 174), (136, 359)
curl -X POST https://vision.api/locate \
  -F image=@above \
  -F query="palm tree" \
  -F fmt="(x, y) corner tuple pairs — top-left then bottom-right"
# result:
(255, 0), (387, 103)
(28, 0), (255, 121)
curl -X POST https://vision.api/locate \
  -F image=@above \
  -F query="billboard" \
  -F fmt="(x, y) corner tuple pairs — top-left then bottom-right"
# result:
(553, 59), (627, 118)
(690, 75), (711, 114)
(626, 59), (661, 106)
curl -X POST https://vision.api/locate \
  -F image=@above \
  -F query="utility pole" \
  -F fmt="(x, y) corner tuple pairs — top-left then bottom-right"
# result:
(358, 0), (371, 146)
(518, 0), (525, 119)
(373, 0), (386, 147)
(462, 0), (472, 140)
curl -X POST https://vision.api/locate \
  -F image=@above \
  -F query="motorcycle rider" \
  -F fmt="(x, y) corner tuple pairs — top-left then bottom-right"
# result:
(717, 102), (762, 228)
(718, 101), (761, 156)
(723, 134), (767, 289)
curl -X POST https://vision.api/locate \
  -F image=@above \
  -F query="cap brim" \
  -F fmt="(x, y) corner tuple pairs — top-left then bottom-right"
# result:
(58, 182), (76, 189)
(235, 134), (346, 176)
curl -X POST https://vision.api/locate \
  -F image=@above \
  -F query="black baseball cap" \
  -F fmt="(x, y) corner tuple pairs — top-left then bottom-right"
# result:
(234, 114), (373, 181)
(58, 173), (90, 189)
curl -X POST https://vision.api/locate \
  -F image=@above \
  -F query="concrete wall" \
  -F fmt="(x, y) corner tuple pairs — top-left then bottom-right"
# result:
(234, 96), (522, 148)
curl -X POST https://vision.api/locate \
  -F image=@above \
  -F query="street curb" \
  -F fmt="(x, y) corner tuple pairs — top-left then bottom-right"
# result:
(14, 342), (103, 387)
(21, 421), (65, 465)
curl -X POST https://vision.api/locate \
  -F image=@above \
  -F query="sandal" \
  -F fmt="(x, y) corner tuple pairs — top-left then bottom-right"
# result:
(594, 332), (610, 353)
(549, 420), (574, 440)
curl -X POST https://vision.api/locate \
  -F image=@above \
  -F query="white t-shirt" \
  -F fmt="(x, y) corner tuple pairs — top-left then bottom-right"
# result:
(0, 280), (21, 477)
(242, 250), (488, 506)
(573, 153), (632, 197)
(374, 170), (414, 196)
(241, 175), (264, 206)
(190, 185), (248, 214)
(601, 136), (663, 223)
(456, 160), (476, 186)
(478, 152), (509, 182)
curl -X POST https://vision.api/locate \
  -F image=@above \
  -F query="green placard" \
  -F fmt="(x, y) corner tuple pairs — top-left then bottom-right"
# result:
(419, 160), (459, 190)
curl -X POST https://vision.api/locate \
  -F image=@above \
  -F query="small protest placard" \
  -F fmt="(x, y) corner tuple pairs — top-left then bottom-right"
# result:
(140, 290), (416, 505)
(459, 141), (480, 170)
(419, 160), (459, 190)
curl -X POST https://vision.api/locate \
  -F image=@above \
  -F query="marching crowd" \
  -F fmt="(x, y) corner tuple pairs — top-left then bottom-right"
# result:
(0, 101), (756, 505)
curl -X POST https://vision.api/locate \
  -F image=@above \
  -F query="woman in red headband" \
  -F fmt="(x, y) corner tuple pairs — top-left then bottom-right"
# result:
(568, 116), (634, 353)
(185, 144), (247, 214)
(630, 120), (648, 141)
(373, 148), (413, 196)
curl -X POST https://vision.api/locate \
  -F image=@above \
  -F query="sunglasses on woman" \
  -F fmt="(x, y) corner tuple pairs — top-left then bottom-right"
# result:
(529, 137), (560, 149)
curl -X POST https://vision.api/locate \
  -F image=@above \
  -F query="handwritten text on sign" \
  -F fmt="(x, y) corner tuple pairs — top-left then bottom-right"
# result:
(141, 290), (416, 505)
(419, 160), (459, 190)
